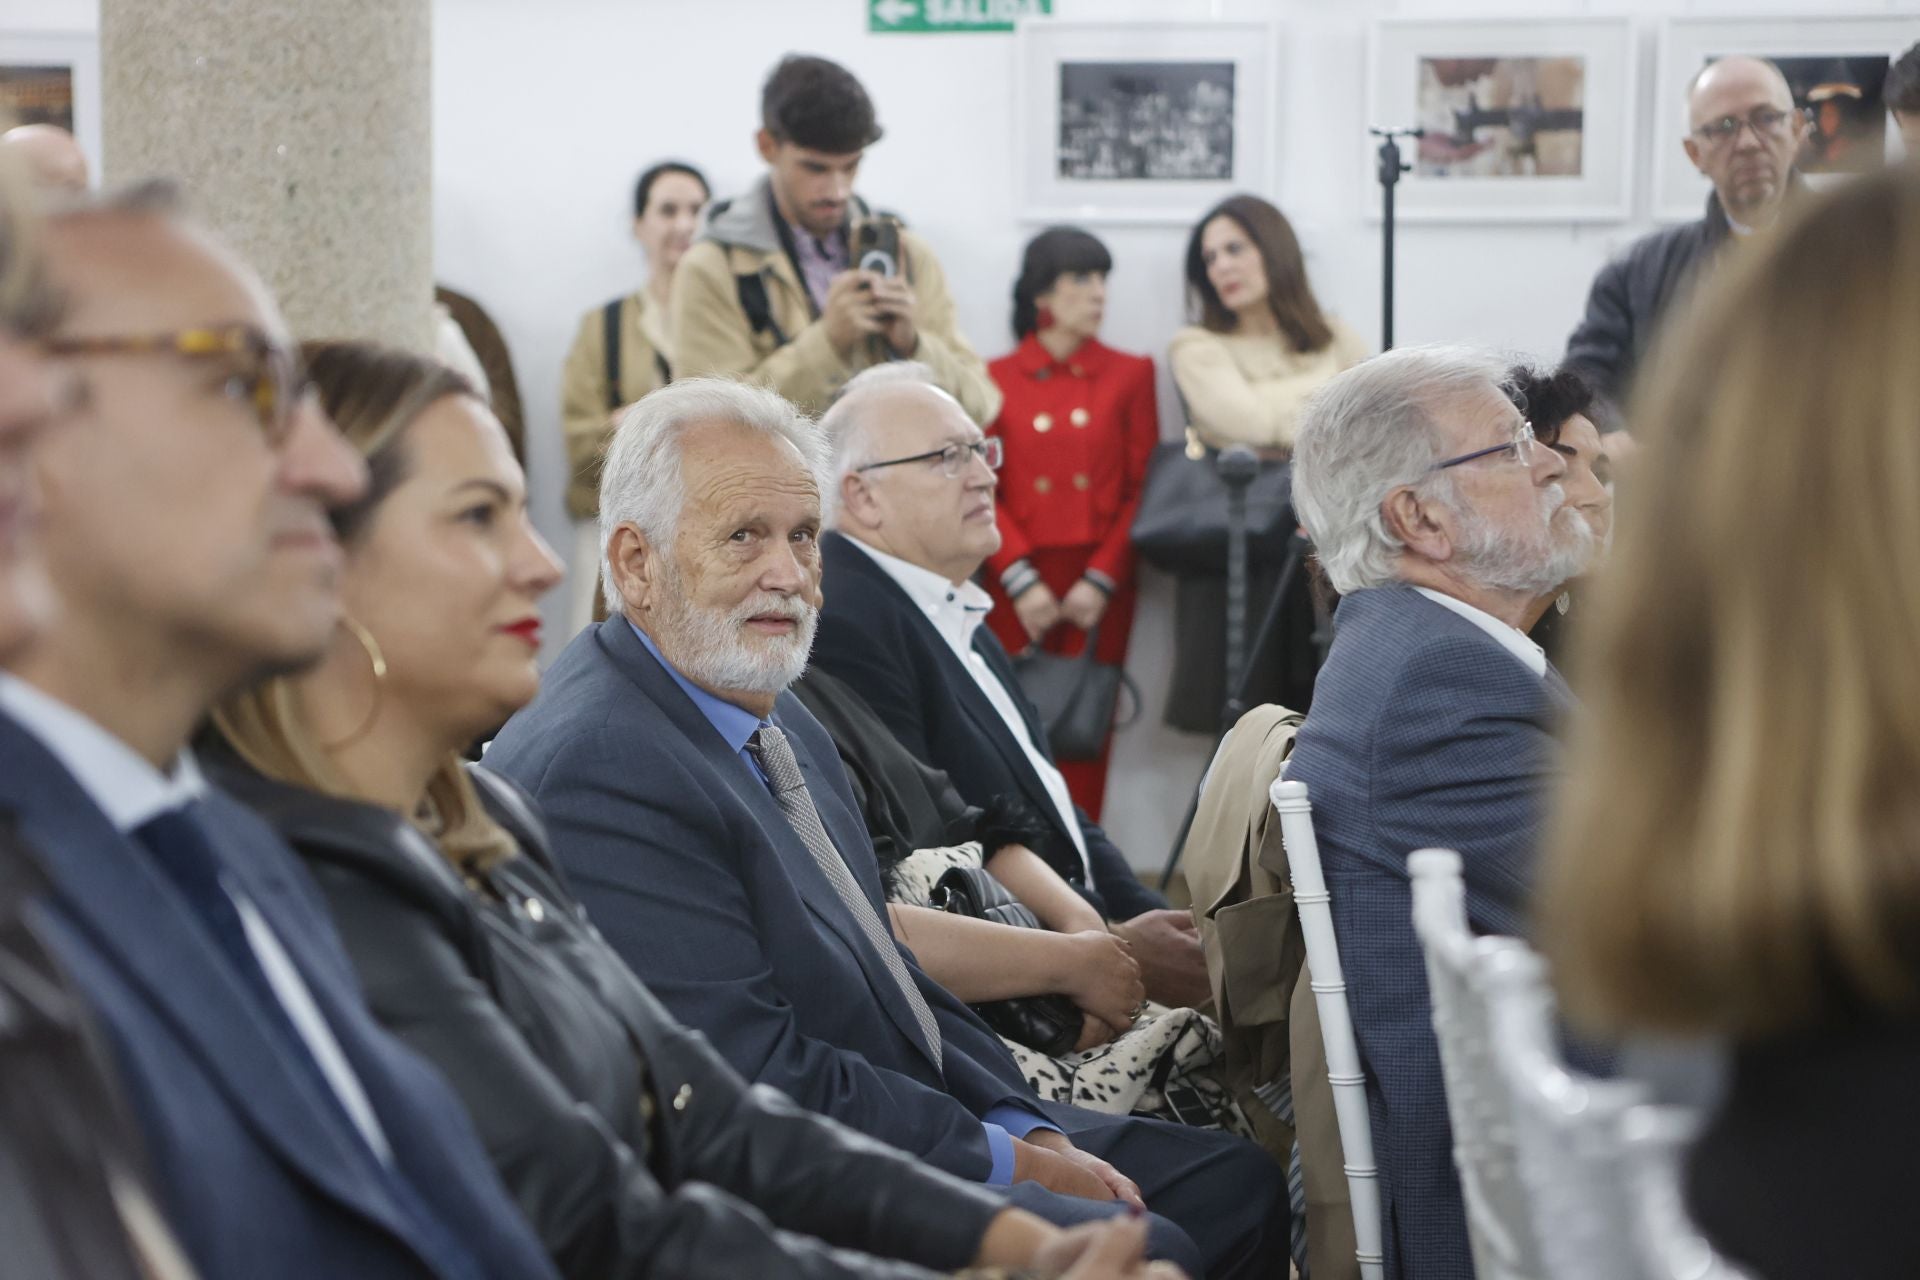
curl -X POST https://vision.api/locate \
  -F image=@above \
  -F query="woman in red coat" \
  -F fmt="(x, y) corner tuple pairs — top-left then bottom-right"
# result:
(985, 227), (1158, 820)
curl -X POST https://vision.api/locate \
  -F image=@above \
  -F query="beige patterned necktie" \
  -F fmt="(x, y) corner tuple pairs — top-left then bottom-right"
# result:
(747, 725), (943, 1070)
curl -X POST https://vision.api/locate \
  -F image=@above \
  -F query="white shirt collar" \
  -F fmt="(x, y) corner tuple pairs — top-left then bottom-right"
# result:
(1411, 587), (1547, 678)
(0, 672), (207, 832)
(845, 537), (994, 647)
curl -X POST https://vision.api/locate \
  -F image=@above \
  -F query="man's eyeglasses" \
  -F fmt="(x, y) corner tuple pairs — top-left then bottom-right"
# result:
(856, 436), (1003, 478)
(1431, 419), (1536, 472)
(1691, 106), (1797, 150)
(43, 324), (313, 446)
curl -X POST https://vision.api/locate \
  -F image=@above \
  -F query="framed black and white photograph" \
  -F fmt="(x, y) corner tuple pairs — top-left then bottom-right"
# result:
(1015, 19), (1275, 224)
(0, 31), (100, 178)
(1367, 18), (1634, 222)
(1653, 16), (1920, 221)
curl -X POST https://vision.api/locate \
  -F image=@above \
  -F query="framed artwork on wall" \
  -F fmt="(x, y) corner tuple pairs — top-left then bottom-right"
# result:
(1365, 17), (1635, 222)
(1013, 18), (1276, 225)
(0, 31), (101, 181)
(1652, 15), (1920, 222)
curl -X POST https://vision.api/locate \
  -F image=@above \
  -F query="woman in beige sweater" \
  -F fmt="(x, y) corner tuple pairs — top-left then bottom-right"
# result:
(1164, 195), (1366, 729)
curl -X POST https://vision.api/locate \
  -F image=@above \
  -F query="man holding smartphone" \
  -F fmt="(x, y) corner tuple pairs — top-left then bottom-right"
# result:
(674, 53), (1001, 422)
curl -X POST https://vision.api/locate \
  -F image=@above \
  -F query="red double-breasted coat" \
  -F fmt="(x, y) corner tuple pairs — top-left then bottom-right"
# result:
(983, 335), (1159, 818)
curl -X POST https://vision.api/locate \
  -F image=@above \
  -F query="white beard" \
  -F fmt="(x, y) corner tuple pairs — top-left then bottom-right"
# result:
(1452, 482), (1594, 597)
(651, 564), (818, 698)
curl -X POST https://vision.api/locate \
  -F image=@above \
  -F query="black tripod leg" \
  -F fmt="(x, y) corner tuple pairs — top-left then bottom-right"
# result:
(1159, 535), (1311, 891)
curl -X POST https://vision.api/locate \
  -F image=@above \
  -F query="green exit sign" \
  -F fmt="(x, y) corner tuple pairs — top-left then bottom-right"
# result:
(869, 0), (1051, 34)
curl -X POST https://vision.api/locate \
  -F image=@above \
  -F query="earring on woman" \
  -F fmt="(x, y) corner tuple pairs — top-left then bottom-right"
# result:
(321, 616), (388, 750)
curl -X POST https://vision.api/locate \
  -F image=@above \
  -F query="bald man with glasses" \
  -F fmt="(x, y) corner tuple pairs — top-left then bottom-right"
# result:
(1564, 55), (1809, 424)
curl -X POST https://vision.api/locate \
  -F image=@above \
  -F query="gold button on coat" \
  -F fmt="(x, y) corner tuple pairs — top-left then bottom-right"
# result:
(1032, 412), (1053, 433)
(1072, 473), (1090, 491)
(1070, 408), (1090, 427)
(672, 1084), (692, 1112)
(1034, 476), (1052, 494)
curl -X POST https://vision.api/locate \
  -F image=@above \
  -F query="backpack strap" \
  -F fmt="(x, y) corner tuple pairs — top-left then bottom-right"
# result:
(735, 270), (790, 349)
(601, 297), (624, 412)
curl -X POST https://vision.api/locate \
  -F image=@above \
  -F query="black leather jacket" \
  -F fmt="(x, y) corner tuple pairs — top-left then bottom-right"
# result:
(206, 755), (1006, 1280)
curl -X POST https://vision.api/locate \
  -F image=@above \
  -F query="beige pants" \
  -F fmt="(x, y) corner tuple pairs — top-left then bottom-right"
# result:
(568, 520), (604, 638)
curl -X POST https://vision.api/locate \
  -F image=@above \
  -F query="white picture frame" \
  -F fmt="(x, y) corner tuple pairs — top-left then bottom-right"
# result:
(1365, 17), (1635, 223)
(0, 30), (102, 184)
(1652, 15), (1920, 222)
(1013, 18), (1276, 226)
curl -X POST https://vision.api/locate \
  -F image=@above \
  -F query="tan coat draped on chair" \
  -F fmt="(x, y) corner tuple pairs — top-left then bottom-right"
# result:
(1182, 704), (1358, 1280)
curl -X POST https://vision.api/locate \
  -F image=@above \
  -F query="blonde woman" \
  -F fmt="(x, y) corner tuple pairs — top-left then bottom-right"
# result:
(207, 340), (1178, 1280)
(1539, 166), (1920, 1279)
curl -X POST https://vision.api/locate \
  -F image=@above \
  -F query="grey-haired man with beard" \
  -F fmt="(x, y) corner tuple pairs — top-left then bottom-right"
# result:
(487, 377), (1293, 1279)
(1281, 345), (1600, 1280)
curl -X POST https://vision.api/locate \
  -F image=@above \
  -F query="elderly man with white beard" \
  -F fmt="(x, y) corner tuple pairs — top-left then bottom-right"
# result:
(1280, 345), (1600, 1280)
(487, 377), (1297, 1279)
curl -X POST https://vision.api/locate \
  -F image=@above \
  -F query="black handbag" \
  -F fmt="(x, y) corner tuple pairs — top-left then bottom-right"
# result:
(1012, 622), (1139, 762)
(1130, 430), (1295, 575)
(929, 865), (1083, 1057)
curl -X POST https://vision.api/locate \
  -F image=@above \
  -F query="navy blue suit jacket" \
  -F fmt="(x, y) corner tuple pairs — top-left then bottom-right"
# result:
(1284, 586), (1572, 1280)
(487, 618), (1049, 1180)
(810, 532), (1164, 921)
(0, 710), (557, 1280)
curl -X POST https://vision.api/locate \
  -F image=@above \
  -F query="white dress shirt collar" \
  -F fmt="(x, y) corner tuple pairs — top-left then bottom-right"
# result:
(847, 538), (995, 650)
(0, 672), (207, 832)
(1412, 587), (1548, 678)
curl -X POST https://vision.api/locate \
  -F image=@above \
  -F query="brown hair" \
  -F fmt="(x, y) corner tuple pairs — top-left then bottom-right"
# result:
(212, 341), (514, 871)
(1539, 165), (1920, 1037)
(1184, 194), (1333, 353)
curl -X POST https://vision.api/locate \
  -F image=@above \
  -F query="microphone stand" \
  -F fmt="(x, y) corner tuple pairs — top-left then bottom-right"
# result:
(1371, 126), (1423, 353)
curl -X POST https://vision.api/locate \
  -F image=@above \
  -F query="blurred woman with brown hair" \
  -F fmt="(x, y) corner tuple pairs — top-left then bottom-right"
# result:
(1538, 166), (1920, 1279)
(1164, 195), (1367, 728)
(205, 340), (1172, 1280)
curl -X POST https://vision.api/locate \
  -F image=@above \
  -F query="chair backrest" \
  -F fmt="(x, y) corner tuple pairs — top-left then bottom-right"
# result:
(1618, 1107), (1753, 1280)
(1409, 848), (1549, 1280)
(1410, 850), (1744, 1280)
(1271, 777), (1385, 1280)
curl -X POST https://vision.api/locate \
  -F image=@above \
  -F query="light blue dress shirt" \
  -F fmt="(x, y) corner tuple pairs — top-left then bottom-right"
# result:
(630, 622), (1056, 1181)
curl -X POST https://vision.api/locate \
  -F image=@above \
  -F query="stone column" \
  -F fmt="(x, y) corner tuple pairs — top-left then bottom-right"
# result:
(99, 0), (433, 350)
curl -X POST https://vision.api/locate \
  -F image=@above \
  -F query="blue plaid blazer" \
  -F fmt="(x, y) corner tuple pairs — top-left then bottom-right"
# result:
(1285, 585), (1572, 1280)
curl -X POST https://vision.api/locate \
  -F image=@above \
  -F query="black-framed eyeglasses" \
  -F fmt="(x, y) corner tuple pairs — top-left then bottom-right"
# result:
(43, 323), (313, 446)
(856, 436), (1003, 478)
(1691, 106), (1797, 150)
(1431, 419), (1536, 472)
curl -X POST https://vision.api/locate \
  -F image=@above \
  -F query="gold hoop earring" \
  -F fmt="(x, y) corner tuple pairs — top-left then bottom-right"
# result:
(321, 616), (387, 750)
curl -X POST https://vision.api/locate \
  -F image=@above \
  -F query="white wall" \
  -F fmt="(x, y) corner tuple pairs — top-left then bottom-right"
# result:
(23, 0), (1899, 868)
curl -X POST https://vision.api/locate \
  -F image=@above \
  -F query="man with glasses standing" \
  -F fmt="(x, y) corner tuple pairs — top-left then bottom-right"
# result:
(1283, 345), (1601, 1280)
(811, 364), (1211, 1010)
(1564, 55), (1808, 424)
(0, 183), (563, 1280)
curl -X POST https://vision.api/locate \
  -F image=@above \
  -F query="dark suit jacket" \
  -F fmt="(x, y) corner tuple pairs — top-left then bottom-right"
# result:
(811, 531), (1165, 921)
(0, 710), (557, 1280)
(1283, 586), (1572, 1280)
(487, 618), (1049, 1180)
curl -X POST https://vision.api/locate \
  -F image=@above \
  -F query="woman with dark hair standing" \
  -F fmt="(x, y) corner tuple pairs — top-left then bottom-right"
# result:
(983, 227), (1159, 819)
(1164, 195), (1367, 729)
(559, 159), (710, 630)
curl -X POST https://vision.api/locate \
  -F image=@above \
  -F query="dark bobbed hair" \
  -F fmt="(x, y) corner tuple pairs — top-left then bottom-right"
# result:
(761, 54), (882, 154)
(632, 161), (709, 219)
(1010, 226), (1112, 338)
(1888, 41), (1920, 116)
(1503, 363), (1598, 448)
(1184, 194), (1333, 354)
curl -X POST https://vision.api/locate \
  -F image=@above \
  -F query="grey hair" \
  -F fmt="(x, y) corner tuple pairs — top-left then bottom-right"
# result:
(1291, 344), (1514, 594)
(817, 360), (955, 522)
(598, 377), (829, 613)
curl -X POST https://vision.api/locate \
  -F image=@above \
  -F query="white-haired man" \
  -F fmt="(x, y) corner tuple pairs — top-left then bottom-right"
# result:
(488, 376), (1289, 1279)
(1283, 345), (1601, 1280)
(808, 362), (1209, 1009)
